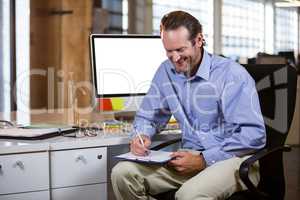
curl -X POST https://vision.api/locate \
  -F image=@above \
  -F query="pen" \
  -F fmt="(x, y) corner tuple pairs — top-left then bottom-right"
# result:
(137, 133), (146, 148)
(134, 129), (149, 155)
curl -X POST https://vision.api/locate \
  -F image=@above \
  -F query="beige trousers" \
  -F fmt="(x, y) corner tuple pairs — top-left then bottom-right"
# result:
(111, 156), (259, 200)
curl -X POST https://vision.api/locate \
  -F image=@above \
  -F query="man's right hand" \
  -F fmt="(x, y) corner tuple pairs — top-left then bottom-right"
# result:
(130, 135), (151, 156)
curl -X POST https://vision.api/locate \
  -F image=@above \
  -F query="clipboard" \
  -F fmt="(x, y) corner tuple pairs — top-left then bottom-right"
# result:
(0, 127), (77, 140)
(115, 150), (172, 164)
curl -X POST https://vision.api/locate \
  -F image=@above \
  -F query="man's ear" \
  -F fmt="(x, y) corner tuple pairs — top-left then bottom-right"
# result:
(195, 33), (204, 48)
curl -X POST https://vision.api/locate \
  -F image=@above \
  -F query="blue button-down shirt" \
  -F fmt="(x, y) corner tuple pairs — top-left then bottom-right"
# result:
(132, 49), (266, 166)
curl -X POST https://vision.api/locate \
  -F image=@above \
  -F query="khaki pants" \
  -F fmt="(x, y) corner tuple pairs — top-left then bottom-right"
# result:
(111, 156), (259, 200)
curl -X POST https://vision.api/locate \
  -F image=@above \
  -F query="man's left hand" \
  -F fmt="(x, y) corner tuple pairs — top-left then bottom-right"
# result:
(168, 151), (206, 175)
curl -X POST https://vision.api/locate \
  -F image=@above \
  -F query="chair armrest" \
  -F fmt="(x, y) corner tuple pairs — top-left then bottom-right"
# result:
(151, 138), (181, 151)
(239, 145), (291, 199)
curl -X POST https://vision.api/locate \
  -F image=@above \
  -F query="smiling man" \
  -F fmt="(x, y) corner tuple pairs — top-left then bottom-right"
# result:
(162, 26), (202, 77)
(111, 10), (266, 200)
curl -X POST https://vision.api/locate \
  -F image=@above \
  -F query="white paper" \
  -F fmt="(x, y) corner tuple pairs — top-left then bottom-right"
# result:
(116, 150), (172, 164)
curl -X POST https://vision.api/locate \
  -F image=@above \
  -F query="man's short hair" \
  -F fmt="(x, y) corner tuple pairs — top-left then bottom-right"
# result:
(160, 10), (203, 42)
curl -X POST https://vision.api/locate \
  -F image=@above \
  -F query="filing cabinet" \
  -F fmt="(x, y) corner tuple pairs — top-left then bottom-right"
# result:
(50, 147), (107, 200)
(0, 152), (50, 200)
(0, 133), (179, 200)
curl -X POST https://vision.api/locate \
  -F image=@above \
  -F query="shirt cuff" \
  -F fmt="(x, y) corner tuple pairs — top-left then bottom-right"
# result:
(130, 119), (157, 139)
(202, 147), (234, 166)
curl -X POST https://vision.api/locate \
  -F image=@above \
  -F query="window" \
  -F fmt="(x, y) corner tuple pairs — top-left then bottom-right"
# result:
(102, 0), (125, 33)
(122, 0), (128, 33)
(16, 0), (30, 123)
(0, 0), (30, 123)
(152, 0), (214, 52)
(0, 0), (11, 118)
(275, 7), (298, 52)
(222, 0), (265, 58)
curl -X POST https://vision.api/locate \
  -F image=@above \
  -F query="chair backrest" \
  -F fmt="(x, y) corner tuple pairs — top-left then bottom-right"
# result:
(242, 64), (298, 200)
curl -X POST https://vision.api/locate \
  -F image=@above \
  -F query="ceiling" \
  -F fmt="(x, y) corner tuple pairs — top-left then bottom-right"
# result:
(275, 0), (300, 7)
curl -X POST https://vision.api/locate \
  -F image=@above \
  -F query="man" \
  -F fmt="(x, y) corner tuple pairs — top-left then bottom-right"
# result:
(111, 10), (266, 200)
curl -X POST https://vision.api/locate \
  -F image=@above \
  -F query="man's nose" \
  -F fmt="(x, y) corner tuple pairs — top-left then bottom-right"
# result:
(171, 52), (180, 62)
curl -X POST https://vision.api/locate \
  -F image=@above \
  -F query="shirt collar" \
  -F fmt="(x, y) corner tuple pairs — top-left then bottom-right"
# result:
(195, 49), (211, 81)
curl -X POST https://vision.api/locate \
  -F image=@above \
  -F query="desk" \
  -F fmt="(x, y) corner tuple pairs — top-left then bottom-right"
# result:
(0, 131), (180, 200)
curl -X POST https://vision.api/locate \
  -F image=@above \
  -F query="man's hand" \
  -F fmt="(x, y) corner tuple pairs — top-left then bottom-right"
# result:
(168, 151), (206, 175)
(130, 135), (151, 156)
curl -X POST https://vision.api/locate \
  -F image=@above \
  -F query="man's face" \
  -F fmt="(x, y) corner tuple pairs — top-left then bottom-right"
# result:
(161, 26), (203, 75)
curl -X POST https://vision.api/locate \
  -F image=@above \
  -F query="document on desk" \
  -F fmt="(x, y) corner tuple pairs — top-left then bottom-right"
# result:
(115, 150), (172, 164)
(0, 127), (75, 139)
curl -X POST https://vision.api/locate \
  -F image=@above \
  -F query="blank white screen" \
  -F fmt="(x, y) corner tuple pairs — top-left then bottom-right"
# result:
(92, 36), (167, 96)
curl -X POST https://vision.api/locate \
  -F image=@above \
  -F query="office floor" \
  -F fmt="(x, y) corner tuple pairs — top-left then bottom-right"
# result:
(284, 146), (300, 200)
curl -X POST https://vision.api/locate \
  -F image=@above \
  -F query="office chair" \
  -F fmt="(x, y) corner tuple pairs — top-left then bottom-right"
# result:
(151, 64), (298, 200)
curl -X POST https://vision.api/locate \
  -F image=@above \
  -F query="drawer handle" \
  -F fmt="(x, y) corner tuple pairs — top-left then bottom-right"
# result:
(49, 10), (73, 16)
(97, 155), (102, 160)
(13, 161), (24, 169)
(76, 155), (87, 163)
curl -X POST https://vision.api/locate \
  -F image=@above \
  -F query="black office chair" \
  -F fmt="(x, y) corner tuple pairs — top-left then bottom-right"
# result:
(151, 64), (298, 200)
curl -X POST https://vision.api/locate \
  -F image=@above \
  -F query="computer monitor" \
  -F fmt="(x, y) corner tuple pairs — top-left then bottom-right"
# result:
(90, 34), (167, 112)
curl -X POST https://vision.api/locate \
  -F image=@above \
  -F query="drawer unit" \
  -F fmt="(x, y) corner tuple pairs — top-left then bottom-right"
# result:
(51, 183), (107, 200)
(0, 190), (49, 200)
(0, 152), (49, 195)
(50, 147), (107, 188)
